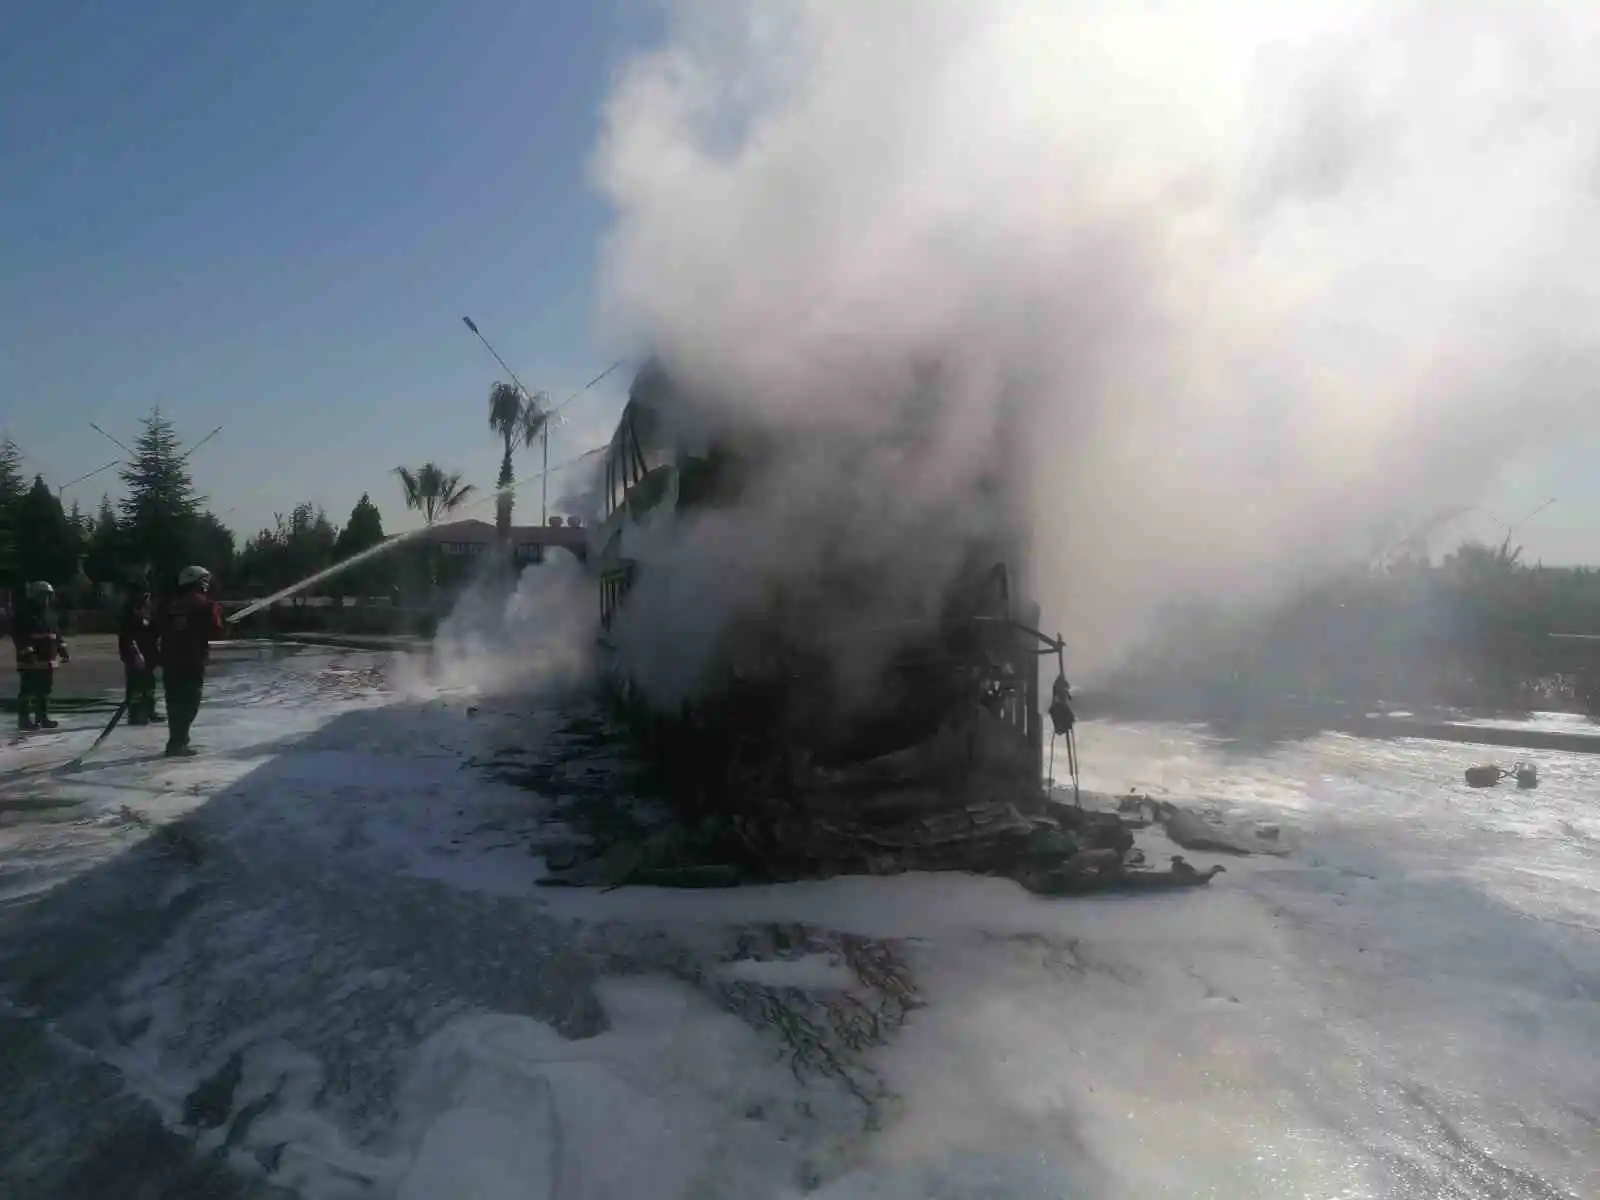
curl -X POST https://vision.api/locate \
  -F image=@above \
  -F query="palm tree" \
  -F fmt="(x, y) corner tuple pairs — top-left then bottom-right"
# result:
(394, 463), (475, 593)
(394, 462), (475, 526)
(486, 382), (549, 541)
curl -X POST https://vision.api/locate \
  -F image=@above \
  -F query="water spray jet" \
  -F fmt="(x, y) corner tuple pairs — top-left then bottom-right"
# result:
(225, 443), (609, 625)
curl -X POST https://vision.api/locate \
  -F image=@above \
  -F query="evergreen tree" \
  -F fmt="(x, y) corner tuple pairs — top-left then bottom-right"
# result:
(0, 439), (25, 589)
(192, 511), (237, 587)
(84, 494), (123, 586)
(334, 492), (391, 595)
(234, 524), (286, 595)
(118, 408), (203, 589)
(16, 475), (78, 587)
(234, 503), (333, 596)
(336, 493), (386, 559)
(284, 502), (338, 586)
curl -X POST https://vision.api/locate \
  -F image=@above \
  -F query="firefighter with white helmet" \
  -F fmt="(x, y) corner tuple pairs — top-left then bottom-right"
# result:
(154, 565), (222, 756)
(12, 581), (69, 731)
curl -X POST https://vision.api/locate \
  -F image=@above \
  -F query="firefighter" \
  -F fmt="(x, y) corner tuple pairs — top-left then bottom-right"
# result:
(118, 582), (163, 726)
(154, 565), (223, 757)
(12, 581), (69, 731)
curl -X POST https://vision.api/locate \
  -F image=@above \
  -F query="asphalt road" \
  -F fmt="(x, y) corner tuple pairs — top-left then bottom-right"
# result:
(5, 635), (124, 706)
(6, 635), (273, 708)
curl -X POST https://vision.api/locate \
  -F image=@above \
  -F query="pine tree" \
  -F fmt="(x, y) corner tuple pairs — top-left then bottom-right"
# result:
(336, 493), (385, 559)
(85, 494), (123, 586)
(284, 502), (337, 586)
(192, 511), (236, 586)
(0, 439), (25, 589)
(335, 492), (391, 596)
(118, 409), (203, 589)
(16, 475), (78, 587)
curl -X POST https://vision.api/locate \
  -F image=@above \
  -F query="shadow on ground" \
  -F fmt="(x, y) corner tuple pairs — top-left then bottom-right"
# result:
(0, 690), (605, 1199)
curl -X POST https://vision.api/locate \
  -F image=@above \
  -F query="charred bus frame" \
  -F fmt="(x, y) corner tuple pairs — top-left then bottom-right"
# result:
(586, 363), (1052, 815)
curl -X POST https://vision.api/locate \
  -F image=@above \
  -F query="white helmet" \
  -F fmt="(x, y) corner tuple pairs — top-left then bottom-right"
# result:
(178, 565), (212, 589)
(24, 581), (54, 600)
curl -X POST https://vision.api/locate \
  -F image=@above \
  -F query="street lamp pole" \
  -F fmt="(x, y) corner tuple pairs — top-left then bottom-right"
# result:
(462, 317), (550, 527)
(180, 425), (225, 463)
(58, 458), (122, 500)
(88, 422), (135, 458)
(1504, 497), (1556, 544)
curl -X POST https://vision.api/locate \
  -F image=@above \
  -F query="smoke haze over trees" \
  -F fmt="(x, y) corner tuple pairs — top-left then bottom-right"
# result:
(1109, 537), (1600, 716)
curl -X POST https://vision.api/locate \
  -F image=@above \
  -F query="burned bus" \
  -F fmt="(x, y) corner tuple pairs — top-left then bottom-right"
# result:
(585, 361), (1056, 833)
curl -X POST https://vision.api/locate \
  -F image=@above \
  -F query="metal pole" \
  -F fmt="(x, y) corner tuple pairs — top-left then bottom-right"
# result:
(58, 458), (121, 499)
(178, 425), (224, 462)
(461, 317), (537, 404)
(541, 423), (548, 526)
(1067, 727), (1082, 808)
(1504, 497), (1556, 543)
(87, 422), (221, 465)
(88, 422), (134, 457)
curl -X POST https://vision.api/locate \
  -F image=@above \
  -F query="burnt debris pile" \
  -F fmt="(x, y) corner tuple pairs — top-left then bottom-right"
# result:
(527, 709), (1236, 893)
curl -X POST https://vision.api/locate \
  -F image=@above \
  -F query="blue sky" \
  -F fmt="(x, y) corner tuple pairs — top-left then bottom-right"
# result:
(3, 0), (1596, 565)
(1, 0), (651, 540)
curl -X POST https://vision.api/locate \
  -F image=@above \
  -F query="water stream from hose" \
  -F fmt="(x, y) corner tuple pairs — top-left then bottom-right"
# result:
(226, 444), (608, 625)
(227, 526), (433, 625)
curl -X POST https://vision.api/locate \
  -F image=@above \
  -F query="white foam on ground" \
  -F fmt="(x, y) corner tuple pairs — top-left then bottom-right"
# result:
(5, 654), (1597, 1197)
(717, 952), (859, 992)
(1456, 710), (1598, 734)
(523, 721), (1599, 1197)
(390, 976), (860, 1200)
(183, 975), (874, 1200)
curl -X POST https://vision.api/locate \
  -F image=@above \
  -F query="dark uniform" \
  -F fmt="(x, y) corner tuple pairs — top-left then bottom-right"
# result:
(118, 590), (162, 725)
(155, 579), (222, 756)
(12, 587), (68, 730)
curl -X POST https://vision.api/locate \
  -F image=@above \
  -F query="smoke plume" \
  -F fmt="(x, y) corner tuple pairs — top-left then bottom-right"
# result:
(595, 0), (1600, 679)
(395, 556), (596, 699)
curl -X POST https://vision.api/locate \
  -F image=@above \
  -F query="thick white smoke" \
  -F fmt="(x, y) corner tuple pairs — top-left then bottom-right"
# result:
(595, 0), (1600, 676)
(394, 555), (596, 699)
(601, 420), (1018, 707)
